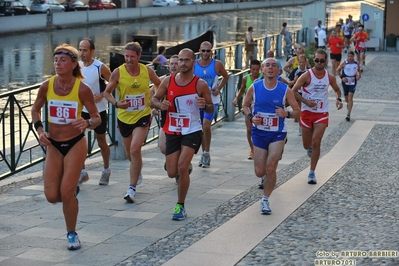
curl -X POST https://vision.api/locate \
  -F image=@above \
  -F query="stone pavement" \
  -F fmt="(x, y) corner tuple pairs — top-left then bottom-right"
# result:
(1, 51), (399, 266)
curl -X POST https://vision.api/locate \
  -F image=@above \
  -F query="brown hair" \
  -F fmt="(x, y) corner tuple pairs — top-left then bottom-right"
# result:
(53, 43), (83, 79)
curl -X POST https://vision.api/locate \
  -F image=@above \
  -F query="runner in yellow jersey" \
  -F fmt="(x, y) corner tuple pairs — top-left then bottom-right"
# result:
(104, 42), (161, 203)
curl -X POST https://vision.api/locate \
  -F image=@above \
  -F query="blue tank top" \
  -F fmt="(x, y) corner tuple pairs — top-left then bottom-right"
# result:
(252, 80), (289, 133)
(194, 59), (217, 88)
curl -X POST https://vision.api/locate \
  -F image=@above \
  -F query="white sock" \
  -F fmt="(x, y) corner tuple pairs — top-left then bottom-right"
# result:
(103, 168), (110, 173)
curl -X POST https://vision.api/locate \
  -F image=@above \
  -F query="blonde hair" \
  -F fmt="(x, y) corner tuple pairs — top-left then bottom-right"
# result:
(53, 43), (83, 79)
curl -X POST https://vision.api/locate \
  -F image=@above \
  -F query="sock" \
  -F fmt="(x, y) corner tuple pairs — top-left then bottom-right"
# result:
(203, 151), (209, 155)
(177, 202), (184, 208)
(262, 195), (268, 201)
(309, 170), (315, 175)
(81, 169), (87, 174)
(129, 185), (136, 191)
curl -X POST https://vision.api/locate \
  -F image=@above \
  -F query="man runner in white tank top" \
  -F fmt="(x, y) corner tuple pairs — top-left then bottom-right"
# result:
(292, 49), (344, 185)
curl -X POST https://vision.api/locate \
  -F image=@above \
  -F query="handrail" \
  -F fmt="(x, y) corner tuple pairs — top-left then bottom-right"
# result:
(1, 29), (306, 180)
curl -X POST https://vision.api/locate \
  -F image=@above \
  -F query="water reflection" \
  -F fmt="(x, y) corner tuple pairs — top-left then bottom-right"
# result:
(0, 1), (382, 92)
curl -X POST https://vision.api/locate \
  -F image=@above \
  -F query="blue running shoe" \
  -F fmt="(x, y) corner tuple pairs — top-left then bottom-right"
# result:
(172, 204), (186, 220)
(308, 171), (317, 184)
(260, 198), (272, 215)
(307, 148), (312, 157)
(67, 231), (81, 250)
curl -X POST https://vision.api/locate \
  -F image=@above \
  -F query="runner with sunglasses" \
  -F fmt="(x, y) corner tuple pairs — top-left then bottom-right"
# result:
(292, 49), (343, 185)
(194, 41), (229, 168)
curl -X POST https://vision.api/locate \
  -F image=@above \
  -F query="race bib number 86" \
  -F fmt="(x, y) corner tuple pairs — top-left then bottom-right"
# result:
(48, 100), (78, 124)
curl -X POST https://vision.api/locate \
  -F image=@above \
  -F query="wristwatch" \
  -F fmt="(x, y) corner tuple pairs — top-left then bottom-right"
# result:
(87, 119), (93, 128)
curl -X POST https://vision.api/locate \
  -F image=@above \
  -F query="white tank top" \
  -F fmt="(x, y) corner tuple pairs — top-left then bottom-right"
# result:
(80, 59), (108, 113)
(301, 69), (330, 113)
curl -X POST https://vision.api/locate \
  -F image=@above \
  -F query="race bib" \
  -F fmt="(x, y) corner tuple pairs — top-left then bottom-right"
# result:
(257, 112), (279, 132)
(125, 94), (145, 112)
(168, 112), (191, 133)
(308, 96), (324, 111)
(358, 41), (365, 48)
(345, 77), (355, 85)
(48, 100), (78, 124)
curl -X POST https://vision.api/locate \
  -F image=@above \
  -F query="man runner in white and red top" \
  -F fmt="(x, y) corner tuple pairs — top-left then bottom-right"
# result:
(292, 49), (344, 185)
(151, 48), (213, 221)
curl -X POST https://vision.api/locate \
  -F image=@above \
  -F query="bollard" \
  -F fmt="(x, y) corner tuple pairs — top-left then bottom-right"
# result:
(226, 75), (237, 122)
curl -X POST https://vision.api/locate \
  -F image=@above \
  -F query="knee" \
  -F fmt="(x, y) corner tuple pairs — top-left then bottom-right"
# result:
(202, 121), (211, 131)
(312, 139), (322, 148)
(45, 192), (61, 203)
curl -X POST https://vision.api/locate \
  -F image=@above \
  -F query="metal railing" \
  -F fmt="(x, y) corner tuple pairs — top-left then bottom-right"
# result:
(1, 29), (310, 180)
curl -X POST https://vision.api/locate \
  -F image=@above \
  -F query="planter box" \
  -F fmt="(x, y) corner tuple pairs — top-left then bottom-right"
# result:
(366, 37), (380, 51)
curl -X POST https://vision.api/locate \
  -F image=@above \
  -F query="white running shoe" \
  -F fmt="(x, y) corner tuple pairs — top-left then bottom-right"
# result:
(99, 170), (111, 185)
(124, 187), (135, 203)
(78, 171), (89, 186)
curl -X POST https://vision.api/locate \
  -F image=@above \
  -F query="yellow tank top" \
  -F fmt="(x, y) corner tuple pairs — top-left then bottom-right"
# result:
(292, 56), (299, 69)
(117, 63), (151, 124)
(46, 76), (83, 125)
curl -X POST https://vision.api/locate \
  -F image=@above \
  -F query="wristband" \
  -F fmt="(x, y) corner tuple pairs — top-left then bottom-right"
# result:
(247, 113), (254, 122)
(34, 120), (43, 131)
(337, 97), (342, 102)
(203, 103), (208, 111)
(114, 102), (118, 108)
(286, 111), (292, 118)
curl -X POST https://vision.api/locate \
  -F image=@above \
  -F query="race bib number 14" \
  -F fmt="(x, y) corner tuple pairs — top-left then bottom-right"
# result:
(168, 112), (191, 133)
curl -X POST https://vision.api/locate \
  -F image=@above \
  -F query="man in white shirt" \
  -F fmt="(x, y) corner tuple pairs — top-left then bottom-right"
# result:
(317, 26), (327, 50)
(314, 20), (323, 48)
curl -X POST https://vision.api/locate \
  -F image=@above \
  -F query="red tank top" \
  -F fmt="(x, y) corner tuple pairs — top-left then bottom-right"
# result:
(163, 74), (202, 135)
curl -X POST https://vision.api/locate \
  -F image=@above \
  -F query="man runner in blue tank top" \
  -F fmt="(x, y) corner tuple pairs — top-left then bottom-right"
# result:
(242, 58), (300, 214)
(194, 41), (229, 168)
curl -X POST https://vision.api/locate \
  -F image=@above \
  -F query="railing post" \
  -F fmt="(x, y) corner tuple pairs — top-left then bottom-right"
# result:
(276, 35), (282, 58)
(218, 48), (226, 65)
(263, 37), (271, 59)
(235, 44), (243, 70)
(226, 75), (237, 122)
(9, 96), (15, 171)
(109, 104), (126, 160)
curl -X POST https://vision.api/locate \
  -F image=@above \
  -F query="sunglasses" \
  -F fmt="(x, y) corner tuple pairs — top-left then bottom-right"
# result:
(201, 49), (212, 53)
(314, 58), (326, 64)
(178, 58), (193, 63)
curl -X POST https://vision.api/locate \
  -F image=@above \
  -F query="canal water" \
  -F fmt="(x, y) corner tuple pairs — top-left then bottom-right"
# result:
(0, 0), (382, 92)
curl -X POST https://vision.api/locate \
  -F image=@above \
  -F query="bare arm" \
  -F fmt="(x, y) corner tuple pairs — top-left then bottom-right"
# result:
(197, 79), (214, 114)
(329, 74), (344, 110)
(103, 68), (128, 108)
(148, 65), (162, 98)
(242, 86), (261, 126)
(291, 71), (316, 109)
(275, 88), (300, 119)
(31, 80), (51, 145)
(151, 76), (170, 110)
(75, 83), (101, 130)
(336, 60), (346, 78)
(283, 57), (294, 73)
(232, 75), (247, 106)
(100, 64), (112, 82)
(214, 61), (229, 94)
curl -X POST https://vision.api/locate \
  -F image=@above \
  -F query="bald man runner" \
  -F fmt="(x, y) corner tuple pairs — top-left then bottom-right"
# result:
(242, 58), (300, 215)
